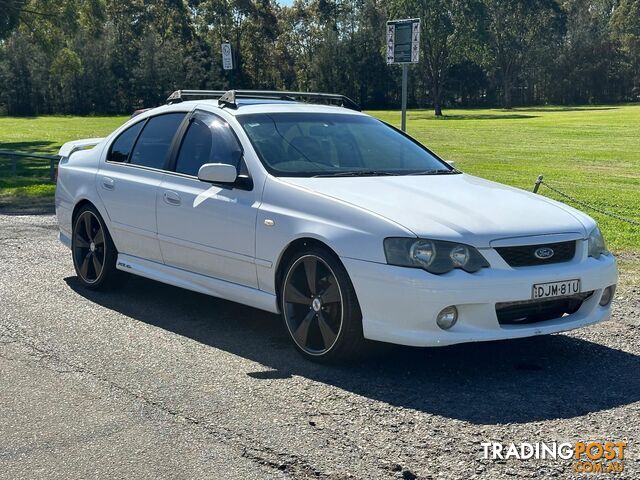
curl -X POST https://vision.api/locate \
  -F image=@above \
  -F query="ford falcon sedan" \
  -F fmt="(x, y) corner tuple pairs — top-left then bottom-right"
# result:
(55, 90), (618, 361)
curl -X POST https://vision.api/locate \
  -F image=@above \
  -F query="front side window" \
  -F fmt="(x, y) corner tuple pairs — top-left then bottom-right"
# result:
(129, 113), (186, 169)
(237, 112), (453, 177)
(175, 111), (243, 177)
(108, 121), (144, 162)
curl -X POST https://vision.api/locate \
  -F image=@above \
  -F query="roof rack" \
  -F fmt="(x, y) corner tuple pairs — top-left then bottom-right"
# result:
(166, 89), (361, 111)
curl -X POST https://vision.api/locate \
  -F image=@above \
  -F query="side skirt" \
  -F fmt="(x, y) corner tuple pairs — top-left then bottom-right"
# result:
(59, 231), (72, 249)
(116, 253), (279, 314)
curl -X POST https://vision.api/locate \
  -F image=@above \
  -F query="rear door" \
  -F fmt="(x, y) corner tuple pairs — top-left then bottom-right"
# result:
(156, 110), (261, 288)
(97, 112), (187, 262)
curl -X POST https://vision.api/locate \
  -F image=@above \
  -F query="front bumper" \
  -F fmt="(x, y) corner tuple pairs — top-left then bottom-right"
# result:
(343, 247), (618, 347)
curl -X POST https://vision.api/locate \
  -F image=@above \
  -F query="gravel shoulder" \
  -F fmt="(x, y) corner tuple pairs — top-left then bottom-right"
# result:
(1, 214), (638, 479)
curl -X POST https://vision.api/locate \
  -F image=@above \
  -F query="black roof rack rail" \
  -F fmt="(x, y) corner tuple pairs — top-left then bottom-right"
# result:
(166, 90), (227, 104)
(166, 89), (361, 111)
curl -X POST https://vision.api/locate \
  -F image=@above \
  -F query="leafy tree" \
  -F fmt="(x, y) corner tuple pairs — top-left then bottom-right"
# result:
(0, 0), (27, 39)
(0, 0), (638, 115)
(49, 47), (83, 113)
(479, 0), (565, 108)
(387, 0), (476, 116)
(611, 0), (640, 98)
(551, 0), (618, 104)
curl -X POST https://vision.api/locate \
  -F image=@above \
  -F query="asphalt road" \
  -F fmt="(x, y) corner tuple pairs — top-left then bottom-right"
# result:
(1, 214), (639, 479)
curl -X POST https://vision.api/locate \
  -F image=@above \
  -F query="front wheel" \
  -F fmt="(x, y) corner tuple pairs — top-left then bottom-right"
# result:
(280, 246), (366, 362)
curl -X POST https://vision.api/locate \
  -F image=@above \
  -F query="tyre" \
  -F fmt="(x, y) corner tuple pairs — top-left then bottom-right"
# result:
(280, 246), (366, 362)
(71, 204), (123, 290)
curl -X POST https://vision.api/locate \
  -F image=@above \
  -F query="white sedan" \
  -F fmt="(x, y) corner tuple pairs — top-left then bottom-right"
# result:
(55, 90), (618, 361)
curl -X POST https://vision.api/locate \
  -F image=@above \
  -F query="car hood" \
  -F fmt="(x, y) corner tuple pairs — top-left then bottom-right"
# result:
(281, 173), (593, 247)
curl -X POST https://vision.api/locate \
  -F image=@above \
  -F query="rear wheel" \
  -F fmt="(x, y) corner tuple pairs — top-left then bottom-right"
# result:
(72, 205), (122, 289)
(281, 246), (365, 362)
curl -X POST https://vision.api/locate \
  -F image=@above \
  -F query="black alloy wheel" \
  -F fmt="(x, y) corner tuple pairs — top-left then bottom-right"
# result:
(73, 210), (106, 284)
(71, 205), (123, 290)
(281, 247), (365, 361)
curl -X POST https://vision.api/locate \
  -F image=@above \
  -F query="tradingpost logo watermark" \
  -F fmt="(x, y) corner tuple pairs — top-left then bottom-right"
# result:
(481, 441), (627, 474)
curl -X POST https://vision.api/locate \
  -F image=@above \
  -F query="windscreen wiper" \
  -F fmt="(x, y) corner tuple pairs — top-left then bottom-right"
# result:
(312, 170), (401, 178)
(410, 169), (460, 175)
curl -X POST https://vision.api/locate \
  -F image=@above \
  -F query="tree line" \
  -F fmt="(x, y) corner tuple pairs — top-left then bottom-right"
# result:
(0, 0), (638, 116)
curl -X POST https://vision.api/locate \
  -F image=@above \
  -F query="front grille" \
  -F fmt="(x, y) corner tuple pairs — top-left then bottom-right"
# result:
(496, 292), (593, 325)
(495, 241), (576, 267)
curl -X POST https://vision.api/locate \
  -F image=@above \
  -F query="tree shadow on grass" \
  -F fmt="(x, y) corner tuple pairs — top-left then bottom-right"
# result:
(0, 141), (58, 182)
(0, 196), (55, 215)
(512, 106), (620, 113)
(65, 274), (640, 425)
(411, 113), (539, 120)
(0, 140), (58, 154)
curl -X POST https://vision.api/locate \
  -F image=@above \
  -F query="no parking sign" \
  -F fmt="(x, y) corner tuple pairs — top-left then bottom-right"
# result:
(222, 42), (234, 70)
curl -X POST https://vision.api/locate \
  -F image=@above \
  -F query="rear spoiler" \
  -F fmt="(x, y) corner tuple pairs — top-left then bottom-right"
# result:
(58, 138), (104, 158)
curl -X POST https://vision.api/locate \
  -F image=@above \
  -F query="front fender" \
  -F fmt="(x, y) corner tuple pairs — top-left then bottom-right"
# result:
(255, 176), (412, 294)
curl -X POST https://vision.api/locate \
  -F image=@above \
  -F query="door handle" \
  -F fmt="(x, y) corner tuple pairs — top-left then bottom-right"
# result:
(101, 177), (115, 190)
(163, 190), (181, 206)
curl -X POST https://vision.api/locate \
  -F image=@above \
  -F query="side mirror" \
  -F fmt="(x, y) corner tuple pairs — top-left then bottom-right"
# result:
(197, 163), (238, 184)
(446, 160), (456, 167)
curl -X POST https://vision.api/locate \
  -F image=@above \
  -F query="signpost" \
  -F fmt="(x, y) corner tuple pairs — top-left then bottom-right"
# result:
(222, 41), (234, 70)
(386, 18), (420, 131)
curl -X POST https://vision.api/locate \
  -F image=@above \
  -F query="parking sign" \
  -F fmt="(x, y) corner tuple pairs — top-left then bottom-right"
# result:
(222, 42), (233, 70)
(386, 18), (420, 64)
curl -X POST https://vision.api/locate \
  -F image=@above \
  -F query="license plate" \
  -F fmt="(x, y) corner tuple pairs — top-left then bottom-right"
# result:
(532, 279), (580, 299)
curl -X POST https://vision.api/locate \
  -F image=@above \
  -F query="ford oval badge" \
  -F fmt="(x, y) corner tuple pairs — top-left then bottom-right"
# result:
(534, 247), (555, 260)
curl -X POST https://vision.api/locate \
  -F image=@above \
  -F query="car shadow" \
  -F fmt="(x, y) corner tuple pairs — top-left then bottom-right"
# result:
(65, 275), (640, 425)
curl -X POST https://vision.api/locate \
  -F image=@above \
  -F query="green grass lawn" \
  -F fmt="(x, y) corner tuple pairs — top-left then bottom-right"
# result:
(0, 107), (638, 256)
(372, 105), (640, 254)
(0, 116), (128, 202)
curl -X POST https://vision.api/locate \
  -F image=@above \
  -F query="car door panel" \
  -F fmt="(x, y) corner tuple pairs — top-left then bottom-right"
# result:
(156, 110), (261, 288)
(97, 112), (187, 262)
(157, 176), (260, 287)
(96, 166), (166, 262)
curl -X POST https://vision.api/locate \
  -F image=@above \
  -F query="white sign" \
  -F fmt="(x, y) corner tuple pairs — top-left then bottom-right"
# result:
(222, 42), (233, 70)
(411, 21), (420, 63)
(386, 18), (420, 64)
(386, 24), (396, 64)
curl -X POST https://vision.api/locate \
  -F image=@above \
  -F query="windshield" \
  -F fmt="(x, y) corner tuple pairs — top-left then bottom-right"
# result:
(236, 112), (454, 177)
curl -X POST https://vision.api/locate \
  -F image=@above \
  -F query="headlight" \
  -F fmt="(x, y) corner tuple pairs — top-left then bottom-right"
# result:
(409, 240), (436, 267)
(384, 238), (489, 274)
(587, 227), (608, 258)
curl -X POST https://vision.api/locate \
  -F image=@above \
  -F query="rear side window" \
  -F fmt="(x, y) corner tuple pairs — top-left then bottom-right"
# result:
(129, 113), (186, 169)
(175, 111), (242, 177)
(108, 121), (144, 162)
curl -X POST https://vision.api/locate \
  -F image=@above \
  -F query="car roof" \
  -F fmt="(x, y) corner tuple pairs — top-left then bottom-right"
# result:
(138, 99), (367, 119)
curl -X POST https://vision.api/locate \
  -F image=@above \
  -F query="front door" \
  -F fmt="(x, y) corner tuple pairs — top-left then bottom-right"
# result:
(156, 110), (261, 288)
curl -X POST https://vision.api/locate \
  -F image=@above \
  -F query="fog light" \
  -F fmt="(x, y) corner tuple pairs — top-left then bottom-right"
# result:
(599, 285), (615, 306)
(436, 306), (458, 330)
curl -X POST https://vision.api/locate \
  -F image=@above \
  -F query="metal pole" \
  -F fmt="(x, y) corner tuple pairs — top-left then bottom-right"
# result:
(533, 174), (544, 193)
(229, 41), (234, 89)
(401, 64), (408, 132)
